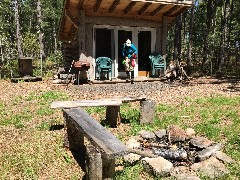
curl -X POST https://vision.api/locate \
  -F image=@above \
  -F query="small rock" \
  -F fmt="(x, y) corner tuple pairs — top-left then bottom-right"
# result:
(197, 143), (222, 161)
(115, 165), (124, 171)
(123, 153), (141, 164)
(168, 125), (187, 142)
(138, 130), (156, 140)
(126, 137), (141, 149)
(213, 151), (235, 164)
(185, 128), (196, 139)
(190, 137), (214, 149)
(154, 129), (167, 139)
(142, 156), (173, 177)
(174, 174), (201, 180)
(52, 79), (63, 84)
(171, 166), (201, 180)
(191, 156), (229, 178)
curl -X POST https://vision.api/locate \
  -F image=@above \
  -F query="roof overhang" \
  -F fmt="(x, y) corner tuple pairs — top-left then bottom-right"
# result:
(58, 0), (193, 41)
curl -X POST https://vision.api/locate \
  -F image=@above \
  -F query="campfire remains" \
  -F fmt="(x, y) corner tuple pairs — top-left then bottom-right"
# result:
(124, 125), (234, 179)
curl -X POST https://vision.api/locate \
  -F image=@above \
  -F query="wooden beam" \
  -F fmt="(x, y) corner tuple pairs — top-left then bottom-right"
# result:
(94, 0), (102, 12)
(63, 108), (128, 156)
(164, 5), (179, 16)
(124, 1), (137, 14)
(132, 0), (193, 6)
(151, 4), (167, 16)
(78, 10), (86, 54)
(109, 0), (121, 13)
(138, 2), (151, 15)
(68, 24), (75, 37)
(169, 6), (188, 17)
(65, 0), (70, 7)
(78, 0), (85, 10)
(51, 99), (122, 109)
(161, 16), (168, 55)
(65, 10), (79, 28)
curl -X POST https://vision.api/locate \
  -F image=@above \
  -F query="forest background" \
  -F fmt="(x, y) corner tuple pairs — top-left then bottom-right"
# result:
(0, 0), (239, 79)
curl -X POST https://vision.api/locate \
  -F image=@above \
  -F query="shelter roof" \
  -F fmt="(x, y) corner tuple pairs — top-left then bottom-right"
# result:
(58, 0), (193, 41)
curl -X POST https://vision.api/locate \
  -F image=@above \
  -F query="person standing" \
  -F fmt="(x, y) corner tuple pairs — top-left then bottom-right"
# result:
(122, 39), (138, 83)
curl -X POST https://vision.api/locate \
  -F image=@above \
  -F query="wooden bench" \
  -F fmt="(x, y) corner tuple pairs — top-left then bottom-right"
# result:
(63, 108), (128, 179)
(51, 96), (156, 127)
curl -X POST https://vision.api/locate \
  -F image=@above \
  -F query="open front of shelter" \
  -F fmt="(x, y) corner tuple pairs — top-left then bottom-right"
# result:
(58, 0), (193, 81)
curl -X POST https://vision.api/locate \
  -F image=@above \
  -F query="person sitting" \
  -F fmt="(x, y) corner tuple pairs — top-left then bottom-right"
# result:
(165, 60), (177, 81)
(122, 39), (138, 83)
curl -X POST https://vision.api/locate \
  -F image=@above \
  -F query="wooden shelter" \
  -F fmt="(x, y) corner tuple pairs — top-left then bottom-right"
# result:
(58, 0), (193, 81)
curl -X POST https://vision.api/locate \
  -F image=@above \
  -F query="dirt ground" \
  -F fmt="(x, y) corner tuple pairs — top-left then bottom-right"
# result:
(0, 76), (239, 179)
(1, 76), (239, 105)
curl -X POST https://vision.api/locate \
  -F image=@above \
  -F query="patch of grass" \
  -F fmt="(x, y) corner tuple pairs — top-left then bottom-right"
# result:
(114, 164), (145, 180)
(0, 111), (32, 129)
(37, 107), (54, 116)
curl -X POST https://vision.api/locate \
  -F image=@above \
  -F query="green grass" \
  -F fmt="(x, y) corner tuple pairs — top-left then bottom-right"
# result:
(0, 86), (239, 179)
(0, 89), (84, 179)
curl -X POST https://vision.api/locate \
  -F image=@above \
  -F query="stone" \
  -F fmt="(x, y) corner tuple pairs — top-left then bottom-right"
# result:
(168, 125), (187, 142)
(123, 153), (141, 164)
(138, 130), (156, 140)
(213, 151), (235, 164)
(190, 137), (214, 149)
(141, 156), (173, 177)
(174, 174), (201, 180)
(140, 99), (156, 124)
(154, 129), (167, 139)
(191, 156), (229, 178)
(52, 79), (64, 84)
(197, 143), (222, 161)
(185, 128), (196, 139)
(125, 137), (141, 149)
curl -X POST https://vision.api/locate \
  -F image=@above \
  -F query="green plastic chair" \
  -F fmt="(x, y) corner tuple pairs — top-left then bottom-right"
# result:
(149, 53), (166, 77)
(96, 57), (112, 80)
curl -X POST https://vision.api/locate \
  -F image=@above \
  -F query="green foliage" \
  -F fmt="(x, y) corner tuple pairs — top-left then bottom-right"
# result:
(114, 164), (144, 180)
(22, 32), (40, 57)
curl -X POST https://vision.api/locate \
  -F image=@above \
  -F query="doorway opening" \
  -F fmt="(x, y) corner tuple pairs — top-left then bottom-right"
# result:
(95, 28), (114, 79)
(118, 30), (132, 72)
(138, 31), (152, 76)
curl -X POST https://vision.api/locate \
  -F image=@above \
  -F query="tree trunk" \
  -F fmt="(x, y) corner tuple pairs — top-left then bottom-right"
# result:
(37, 0), (46, 59)
(201, 0), (214, 72)
(217, 0), (230, 74)
(15, 0), (23, 58)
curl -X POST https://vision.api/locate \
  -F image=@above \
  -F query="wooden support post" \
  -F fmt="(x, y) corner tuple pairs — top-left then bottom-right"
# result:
(86, 145), (103, 180)
(140, 99), (156, 124)
(106, 106), (121, 127)
(78, 10), (86, 55)
(156, 26), (161, 53)
(102, 154), (115, 180)
(161, 16), (168, 55)
(63, 110), (84, 151)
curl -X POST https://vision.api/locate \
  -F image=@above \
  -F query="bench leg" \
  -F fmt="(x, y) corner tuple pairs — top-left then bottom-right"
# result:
(106, 106), (121, 127)
(140, 99), (156, 124)
(86, 145), (102, 180)
(86, 145), (115, 180)
(102, 155), (115, 180)
(63, 110), (85, 151)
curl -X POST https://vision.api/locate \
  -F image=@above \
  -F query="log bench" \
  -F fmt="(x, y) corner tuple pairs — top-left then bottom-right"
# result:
(51, 97), (156, 179)
(63, 108), (128, 179)
(51, 96), (156, 127)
